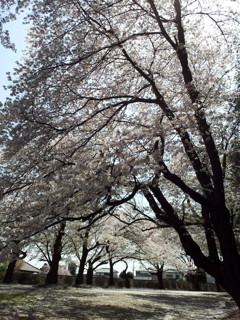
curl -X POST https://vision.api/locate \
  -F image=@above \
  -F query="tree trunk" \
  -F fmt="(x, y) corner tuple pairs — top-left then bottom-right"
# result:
(217, 262), (240, 309)
(156, 267), (165, 290)
(108, 259), (114, 287)
(177, 219), (240, 307)
(2, 249), (27, 284)
(143, 187), (240, 308)
(124, 273), (131, 288)
(2, 260), (17, 284)
(121, 262), (131, 288)
(86, 263), (93, 285)
(75, 243), (88, 286)
(45, 222), (66, 285)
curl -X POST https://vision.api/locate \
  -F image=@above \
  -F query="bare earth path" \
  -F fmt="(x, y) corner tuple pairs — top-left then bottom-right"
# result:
(0, 285), (238, 320)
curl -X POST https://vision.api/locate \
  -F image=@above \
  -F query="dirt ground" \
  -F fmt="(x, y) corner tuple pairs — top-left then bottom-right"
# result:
(0, 284), (238, 320)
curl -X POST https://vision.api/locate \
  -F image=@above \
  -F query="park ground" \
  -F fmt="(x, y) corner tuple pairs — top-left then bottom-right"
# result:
(0, 285), (239, 320)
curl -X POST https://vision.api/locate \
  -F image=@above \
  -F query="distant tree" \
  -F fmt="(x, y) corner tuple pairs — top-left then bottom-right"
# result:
(99, 216), (137, 287)
(68, 261), (77, 277)
(86, 249), (108, 286)
(66, 219), (107, 286)
(119, 261), (131, 288)
(122, 220), (189, 290)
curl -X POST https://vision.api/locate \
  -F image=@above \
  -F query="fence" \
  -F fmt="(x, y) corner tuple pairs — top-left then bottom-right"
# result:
(0, 271), (222, 292)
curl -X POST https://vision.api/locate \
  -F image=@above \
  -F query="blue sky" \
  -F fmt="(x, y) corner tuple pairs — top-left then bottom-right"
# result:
(0, 17), (29, 102)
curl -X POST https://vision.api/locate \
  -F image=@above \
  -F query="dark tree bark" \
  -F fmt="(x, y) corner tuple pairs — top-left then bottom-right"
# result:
(136, 3), (240, 307)
(74, 222), (104, 286)
(121, 261), (131, 289)
(156, 265), (165, 290)
(86, 261), (94, 285)
(2, 249), (27, 284)
(86, 245), (106, 285)
(105, 242), (129, 287)
(75, 242), (88, 286)
(2, 260), (17, 284)
(105, 242), (115, 287)
(143, 186), (240, 308)
(45, 221), (66, 285)
(108, 258), (114, 287)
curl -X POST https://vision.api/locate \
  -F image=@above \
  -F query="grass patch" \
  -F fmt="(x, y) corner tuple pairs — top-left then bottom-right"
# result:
(0, 292), (35, 306)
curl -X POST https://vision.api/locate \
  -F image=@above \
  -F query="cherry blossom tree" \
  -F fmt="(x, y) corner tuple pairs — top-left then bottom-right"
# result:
(27, 221), (68, 284)
(85, 245), (108, 285)
(1, 0), (240, 307)
(98, 215), (137, 286)
(65, 218), (109, 286)
(66, 215), (134, 286)
(122, 220), (190, 289)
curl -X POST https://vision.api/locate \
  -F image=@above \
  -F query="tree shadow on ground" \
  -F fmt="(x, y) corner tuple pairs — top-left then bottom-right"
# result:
(126, 292), (226, 309)
(1, 298), (165, 320)
(0, 285), (235, 320)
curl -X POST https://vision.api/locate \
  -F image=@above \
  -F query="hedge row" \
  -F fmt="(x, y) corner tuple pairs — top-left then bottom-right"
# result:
(0, 271), (221, 292)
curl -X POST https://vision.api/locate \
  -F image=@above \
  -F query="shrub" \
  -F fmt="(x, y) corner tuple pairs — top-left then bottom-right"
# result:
(0, 264), (7, 272)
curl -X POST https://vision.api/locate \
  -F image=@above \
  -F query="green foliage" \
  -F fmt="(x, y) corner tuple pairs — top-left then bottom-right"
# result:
(68, 261), (77, 276)
(0, 263), (7, 272)
(0, 292), (35, 307)
(177, 276), (187, 283)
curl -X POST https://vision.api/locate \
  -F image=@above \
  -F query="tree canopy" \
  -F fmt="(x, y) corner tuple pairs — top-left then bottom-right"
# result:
(0, 0), (240, 308)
